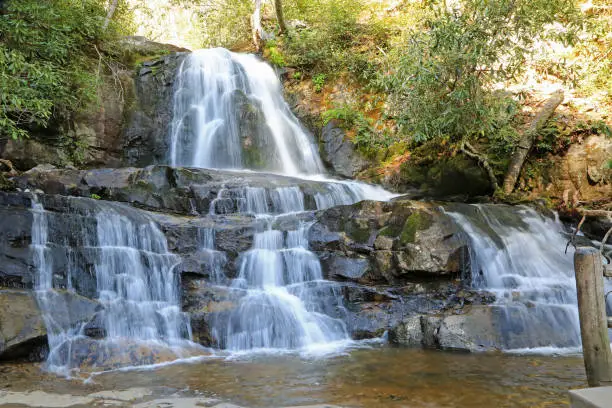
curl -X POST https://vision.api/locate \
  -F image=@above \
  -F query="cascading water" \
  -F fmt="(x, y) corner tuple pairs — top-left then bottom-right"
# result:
(169, 48), (324, 175)
(167, 47), (395, 353)
(30, 197), (199, 375)
(447, 204), (582, 350)
(210, 188), (349, 352)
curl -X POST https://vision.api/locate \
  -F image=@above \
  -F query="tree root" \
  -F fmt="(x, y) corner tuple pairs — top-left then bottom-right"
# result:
(0, 159), (18, 176)
(460, 141), (499, 192)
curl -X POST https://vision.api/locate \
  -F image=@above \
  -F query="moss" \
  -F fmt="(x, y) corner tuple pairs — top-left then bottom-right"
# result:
(345, 221), (372, 243)
(0, 174), (14, 191)
(242, 144), (267, 169)
(132, 179), (156, 193)
(379, 225), (401, 237)
(400, 211), (433, 244)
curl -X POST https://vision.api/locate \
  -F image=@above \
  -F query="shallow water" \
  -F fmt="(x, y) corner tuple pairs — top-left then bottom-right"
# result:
(0, 346), (586, 407)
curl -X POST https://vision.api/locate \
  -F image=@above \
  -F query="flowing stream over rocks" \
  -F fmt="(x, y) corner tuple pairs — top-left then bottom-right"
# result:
(168, 48), (394, 354)
(29, 196), (204, 376)
(0, 47), (601, 401)
(447, 204), (581, 351)
(169, 48), (323, 175)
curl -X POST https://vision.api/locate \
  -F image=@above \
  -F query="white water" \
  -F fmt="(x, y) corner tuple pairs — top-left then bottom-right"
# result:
(210, 189), (350, 352)
(167, 48), (394, 354)
(448, 205), (582, 350)
(169, 48), (324, 175)
(30, 197), (197, 375)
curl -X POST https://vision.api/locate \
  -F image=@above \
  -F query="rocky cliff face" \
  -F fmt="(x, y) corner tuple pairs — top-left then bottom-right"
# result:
(0, 40), (187, 171)
(528, 134), (612, 205)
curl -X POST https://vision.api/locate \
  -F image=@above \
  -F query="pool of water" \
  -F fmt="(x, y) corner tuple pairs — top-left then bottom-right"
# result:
(0, 346), (586, 407)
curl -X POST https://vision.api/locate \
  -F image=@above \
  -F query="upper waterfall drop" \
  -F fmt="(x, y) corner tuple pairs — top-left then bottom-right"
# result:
(169, 48), (324, 176)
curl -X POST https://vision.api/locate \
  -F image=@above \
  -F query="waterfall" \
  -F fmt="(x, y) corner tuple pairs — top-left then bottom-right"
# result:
(211, 216), (349, 352)
(447, 204), (582, 350)
(30, 197), (198, 375)
(167, 47), (395, 353)
(169, 48), (324, 175)
(205, 174), (353, 352)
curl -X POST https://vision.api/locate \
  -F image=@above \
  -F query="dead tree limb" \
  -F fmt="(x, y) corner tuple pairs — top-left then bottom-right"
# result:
(102, 0), (119, 31)
(579, 210), (612, 218)
(566, 215), (587, 253)
(251, 0), (265, 51)
(460, 141), (499, 192)
(502, 90), (564, 195)
(274, 0), (287, 34)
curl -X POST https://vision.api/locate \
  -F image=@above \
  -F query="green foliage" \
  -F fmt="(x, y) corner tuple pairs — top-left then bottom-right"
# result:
(191, 0), (253, 49)
(312, 73), (326, 92)
(380, 0), (580, 145)
(572, 1), (612, 101)
(90, 193), (102, 200)
(265, 41), (286, 67)
(322, 103), (391, 155)
(577, 120), (612, 138)
(0, 0), (126, 141)
(281, 0), (385, 78)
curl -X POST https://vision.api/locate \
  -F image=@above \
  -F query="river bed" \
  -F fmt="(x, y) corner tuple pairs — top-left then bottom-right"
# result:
(0, 346), (586, 407)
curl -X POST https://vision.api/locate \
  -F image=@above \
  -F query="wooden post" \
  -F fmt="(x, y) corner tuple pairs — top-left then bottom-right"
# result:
(574, 246), (612, 387)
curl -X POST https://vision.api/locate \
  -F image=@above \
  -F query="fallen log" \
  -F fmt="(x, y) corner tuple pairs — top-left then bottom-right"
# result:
(502, 90), (564, 194)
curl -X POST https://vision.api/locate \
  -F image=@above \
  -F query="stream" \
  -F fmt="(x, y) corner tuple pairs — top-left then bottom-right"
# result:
(0, 347), (586, 407)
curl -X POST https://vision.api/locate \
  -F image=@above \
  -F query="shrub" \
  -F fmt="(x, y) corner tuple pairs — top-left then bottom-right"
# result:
(0, 0), (126, 140)
(380, 0), (580, 145)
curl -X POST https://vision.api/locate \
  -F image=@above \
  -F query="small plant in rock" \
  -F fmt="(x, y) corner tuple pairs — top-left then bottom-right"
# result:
(312, 73), (326, 92)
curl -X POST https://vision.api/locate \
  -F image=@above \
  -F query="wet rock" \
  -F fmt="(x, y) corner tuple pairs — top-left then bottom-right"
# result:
(123, 53), (187, 166)
(388, 301), (574, 352)
(0, 290), (46, 360)
(0, 290), (99, 361)
(49, 337), (208, 375)
(14, 165), (352, 216)
(319, 121), (370, 178)
(311, 199), (468, 284)
(388, 315), (423, 347)
(319, 254), (370, 281)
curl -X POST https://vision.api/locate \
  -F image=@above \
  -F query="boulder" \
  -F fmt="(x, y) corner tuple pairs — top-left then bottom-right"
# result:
(0, 290), (99, 361)
(0, 290), (46, 360)
(319, 121), (370, 178)
(311, 199), (468, 284)
(529, 134), (612, 205)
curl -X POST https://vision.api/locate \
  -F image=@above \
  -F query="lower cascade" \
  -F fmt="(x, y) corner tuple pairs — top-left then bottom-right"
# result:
(448, 204), (581, 350)
(209, 188), (351, 351)
(30, 196), (199, 376)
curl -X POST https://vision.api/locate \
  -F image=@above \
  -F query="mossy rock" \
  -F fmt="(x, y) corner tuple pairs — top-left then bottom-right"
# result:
(400, 211), (433, 245)
(345, 220), (372, 243)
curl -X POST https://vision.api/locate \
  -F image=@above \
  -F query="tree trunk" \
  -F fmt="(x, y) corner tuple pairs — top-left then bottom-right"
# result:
(103, 0), (119, 31)
(502, 90), (564, 194)
(251, 0), (264, 51)
(274, 0), (288, 34)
